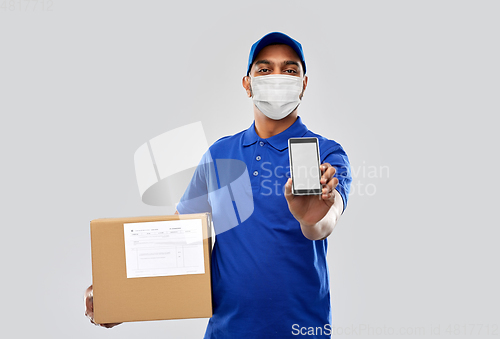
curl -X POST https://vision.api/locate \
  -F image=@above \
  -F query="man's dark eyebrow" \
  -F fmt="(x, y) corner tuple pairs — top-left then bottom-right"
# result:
(284, 60), (300, 67)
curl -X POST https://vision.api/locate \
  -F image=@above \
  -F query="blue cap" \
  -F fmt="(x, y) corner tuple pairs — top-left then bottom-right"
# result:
(247, 32), (306, 75)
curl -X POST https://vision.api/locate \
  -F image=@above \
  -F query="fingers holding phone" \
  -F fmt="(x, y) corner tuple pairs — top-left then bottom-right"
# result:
(320, 163), (338, 202)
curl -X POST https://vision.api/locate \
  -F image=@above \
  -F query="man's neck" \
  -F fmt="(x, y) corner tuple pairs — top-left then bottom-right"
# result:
(253, 107), (298, 139)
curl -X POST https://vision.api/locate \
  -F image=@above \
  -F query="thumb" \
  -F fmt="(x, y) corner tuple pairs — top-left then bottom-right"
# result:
(284, 178), (294, 202)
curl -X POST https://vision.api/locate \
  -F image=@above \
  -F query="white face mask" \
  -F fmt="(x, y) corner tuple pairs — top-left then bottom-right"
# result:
(249, 74), (304, 120)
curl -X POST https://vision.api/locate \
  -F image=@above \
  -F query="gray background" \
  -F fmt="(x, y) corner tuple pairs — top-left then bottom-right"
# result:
(1, 0), (498, 338)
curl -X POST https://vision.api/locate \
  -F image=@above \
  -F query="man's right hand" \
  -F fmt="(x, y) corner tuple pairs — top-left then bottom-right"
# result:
(84, 285), (122, 328)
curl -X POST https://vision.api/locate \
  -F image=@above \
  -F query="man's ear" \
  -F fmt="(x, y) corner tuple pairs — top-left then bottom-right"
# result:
(242, 75), (252, 98)
(300, 75), (308, 99)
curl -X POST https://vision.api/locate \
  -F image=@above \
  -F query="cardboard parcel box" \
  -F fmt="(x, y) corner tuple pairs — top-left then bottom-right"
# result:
(90, 213), (212, 324)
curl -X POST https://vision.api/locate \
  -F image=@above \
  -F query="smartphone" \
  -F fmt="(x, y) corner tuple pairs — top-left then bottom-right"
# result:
(288, 137), (322, 195)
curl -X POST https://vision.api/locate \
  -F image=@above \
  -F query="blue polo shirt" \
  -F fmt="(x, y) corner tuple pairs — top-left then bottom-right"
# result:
(177, 116), (352, 338)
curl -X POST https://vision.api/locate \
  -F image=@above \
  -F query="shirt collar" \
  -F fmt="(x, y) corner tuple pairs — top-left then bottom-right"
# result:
(242, 116), (309, 151)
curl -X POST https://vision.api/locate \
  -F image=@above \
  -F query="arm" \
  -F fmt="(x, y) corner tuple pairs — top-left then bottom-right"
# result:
(285, 163), (343, 240)
(298, 189), (343, 240)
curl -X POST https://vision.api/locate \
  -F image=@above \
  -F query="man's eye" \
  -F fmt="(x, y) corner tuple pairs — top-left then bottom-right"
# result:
(285, 69), (297, 74)
(258, 69), (270, 73)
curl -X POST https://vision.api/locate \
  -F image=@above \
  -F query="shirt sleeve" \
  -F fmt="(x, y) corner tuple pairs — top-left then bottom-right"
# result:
(176, 150), (213, 214)
(321, 144), (352, 213)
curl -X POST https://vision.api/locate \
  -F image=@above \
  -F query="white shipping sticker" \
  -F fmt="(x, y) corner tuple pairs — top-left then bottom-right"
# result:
(123, 219), (205, 278)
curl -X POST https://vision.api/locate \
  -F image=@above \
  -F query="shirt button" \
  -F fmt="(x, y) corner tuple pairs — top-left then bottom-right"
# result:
(253, 170), (259, 176)
(256, 155), (261, 161)
(259, 141), (264, 146)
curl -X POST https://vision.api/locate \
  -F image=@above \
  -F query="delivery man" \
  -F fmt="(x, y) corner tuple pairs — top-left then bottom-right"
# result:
(84, 32), (352, 338)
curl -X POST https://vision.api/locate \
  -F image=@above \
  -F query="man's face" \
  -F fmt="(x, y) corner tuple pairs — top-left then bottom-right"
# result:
(243, 44), (308, 99)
